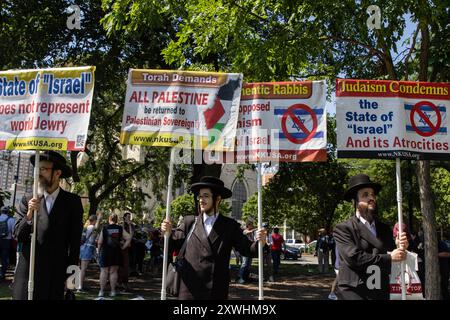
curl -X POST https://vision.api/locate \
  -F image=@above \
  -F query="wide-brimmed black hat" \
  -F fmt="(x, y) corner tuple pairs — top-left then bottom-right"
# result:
(190, 176), (232, 199)
(344, 174), (381, 201)
(30, 151), (72, 178)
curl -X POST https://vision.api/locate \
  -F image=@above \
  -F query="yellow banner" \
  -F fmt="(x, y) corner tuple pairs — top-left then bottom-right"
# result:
(120, 131), (219, 149)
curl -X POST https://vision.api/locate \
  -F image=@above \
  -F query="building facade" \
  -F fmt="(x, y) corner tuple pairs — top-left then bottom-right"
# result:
(0, 151), (34, 208)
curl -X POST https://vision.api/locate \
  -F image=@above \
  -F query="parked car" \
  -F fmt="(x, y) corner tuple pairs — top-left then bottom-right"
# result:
(280, 246), (301, 260)
(285, 239), (305, 250)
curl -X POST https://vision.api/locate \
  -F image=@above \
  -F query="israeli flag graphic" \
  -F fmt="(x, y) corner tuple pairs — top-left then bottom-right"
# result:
(274, 107), (325, 139)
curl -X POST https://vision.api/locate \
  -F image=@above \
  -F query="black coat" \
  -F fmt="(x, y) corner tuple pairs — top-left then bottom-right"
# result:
(333, 215), (396, 300)
(171, 214), (258, 300)
(12, 189), (83, 300)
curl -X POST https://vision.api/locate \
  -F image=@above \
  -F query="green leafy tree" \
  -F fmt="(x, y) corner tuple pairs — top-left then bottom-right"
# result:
(431, 168), (450, 235)
(64, 0), (178, 217)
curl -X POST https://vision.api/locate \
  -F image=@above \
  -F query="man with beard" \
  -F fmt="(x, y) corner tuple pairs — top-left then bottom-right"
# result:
(161, 176), (266, 300)
(334, 174), (409, 300)
(12, 151), (83, 300)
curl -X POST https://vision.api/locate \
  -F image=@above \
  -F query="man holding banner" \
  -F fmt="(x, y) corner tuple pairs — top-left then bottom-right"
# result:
(0, 66), (94, 299)
(334, 174), (409, 300)
(161, 176), (267, 300)
(12, 151), (83, 300)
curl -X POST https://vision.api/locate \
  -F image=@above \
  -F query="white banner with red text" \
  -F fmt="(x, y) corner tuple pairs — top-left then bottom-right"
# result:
(336, 79), (450, 160)
(0, 66), (95, 151)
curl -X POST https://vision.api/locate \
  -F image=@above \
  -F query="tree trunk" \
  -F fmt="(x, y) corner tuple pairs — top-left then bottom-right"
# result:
(88, 189), (99, 218)
(415, 15), (441, 298)
(416, 160), (441, 299)
(89, 200), (98, 218)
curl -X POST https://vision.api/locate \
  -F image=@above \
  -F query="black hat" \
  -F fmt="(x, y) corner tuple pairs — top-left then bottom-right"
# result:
(190, 176), (232, 199)
(344, 174), (381, 201)
(30, 151), (72, 178)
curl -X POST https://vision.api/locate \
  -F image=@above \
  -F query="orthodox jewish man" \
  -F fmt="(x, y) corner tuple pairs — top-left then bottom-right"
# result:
(333, 174), (408, 300)
(162, 176), (267, 300)
(13, 151), (83, 300)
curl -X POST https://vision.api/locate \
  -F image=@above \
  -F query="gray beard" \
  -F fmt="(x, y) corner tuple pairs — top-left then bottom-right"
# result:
(38, 178), (52, 196)
(37, 182), (46, 197)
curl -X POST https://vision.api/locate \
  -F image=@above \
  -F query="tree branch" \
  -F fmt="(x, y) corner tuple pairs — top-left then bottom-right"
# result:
(97, 161), (151, 202)
(419, 22), (430, 81)
(290, 72), (331, 79)
(403, 25), (419, 80)
(375, 30), (397, 80)
(70, 151), (80, 182)
(323, 36), (384, 59)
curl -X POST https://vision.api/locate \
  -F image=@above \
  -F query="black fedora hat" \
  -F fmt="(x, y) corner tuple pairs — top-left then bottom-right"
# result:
(190, 176), (232, 199)
(30, 151), (72, 178)
(344, 174), (381, 201)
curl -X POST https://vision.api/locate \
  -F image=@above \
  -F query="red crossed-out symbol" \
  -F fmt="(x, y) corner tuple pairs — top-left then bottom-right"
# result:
(281, 103), (318, 144)
(410, 101), (442, 137)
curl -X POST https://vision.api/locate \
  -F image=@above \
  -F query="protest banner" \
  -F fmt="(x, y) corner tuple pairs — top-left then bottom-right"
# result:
(120, 69), (242, 151)
(222, 80), (327, 300)
(119, 69), (242, 300)
(336, 79), (450, 160)
(0, 66), (95, 300)
(0, 66), (95, 151)
(224, 81), (327, 163)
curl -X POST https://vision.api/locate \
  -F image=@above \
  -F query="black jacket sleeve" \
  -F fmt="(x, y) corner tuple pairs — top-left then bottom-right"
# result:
(13, 194), (33, 242)
(169, 215), (195, 254)
(231, 220), (258, 258)
(334, 222), (391, 272)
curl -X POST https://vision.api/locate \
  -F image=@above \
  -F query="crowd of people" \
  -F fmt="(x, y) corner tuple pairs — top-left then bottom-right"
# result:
(79, 212), (163, 297)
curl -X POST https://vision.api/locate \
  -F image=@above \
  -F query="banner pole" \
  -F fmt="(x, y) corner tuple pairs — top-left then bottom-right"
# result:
(28, 150), (40, 300)
(396, 158), (407, 300)
(257, 162), (264, 300)
(161, 147), (177, 300)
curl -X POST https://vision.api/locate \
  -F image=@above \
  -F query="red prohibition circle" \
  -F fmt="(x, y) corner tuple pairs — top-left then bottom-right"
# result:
(410, 101), (441, 137)
(281, 103), (318, 144)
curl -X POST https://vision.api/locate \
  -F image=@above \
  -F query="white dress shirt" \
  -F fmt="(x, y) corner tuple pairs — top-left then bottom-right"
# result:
(44, 187), (60, 214)
(356, 212), (377, 237)
(203, 212), (218, 236)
